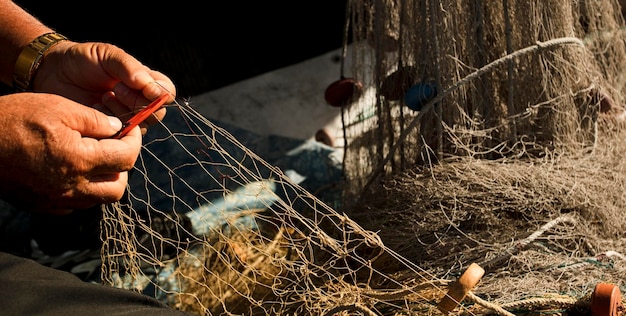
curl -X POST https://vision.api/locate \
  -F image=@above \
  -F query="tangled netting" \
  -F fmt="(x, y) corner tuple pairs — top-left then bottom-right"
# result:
(100, 0), (626, 315)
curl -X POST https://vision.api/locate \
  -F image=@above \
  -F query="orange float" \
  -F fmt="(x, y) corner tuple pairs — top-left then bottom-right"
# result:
(591, 282), (623, 316)
(437, 263), (485, 314)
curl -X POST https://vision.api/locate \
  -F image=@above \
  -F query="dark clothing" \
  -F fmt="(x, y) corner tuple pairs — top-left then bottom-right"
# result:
(0, 252), (192, 316)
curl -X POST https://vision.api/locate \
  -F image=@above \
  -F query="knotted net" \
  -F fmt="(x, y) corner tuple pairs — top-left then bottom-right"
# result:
(101, 0), (626, 315)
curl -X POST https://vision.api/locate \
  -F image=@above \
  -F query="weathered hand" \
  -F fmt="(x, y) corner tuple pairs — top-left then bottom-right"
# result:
(0, 92), (142, 212)
(32, 41), (176, 125)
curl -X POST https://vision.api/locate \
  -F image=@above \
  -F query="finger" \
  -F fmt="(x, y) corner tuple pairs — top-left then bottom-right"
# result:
(102, 93), (166, 134)
(44, 171), (128, 210)
(147, 72), (177, 101)
(112, 81), (146, 108)
(63, 101), (124, 139)
(100, 44), (176, 100)
(99, 91), (134, 121)
(110, 83), (166, 127)
(82, 170), (129, 204)
(96, 122), (143, 162)
(101, 44), (154, 89)
(113, 79), (174, 107)
(70, 128), (140, 205)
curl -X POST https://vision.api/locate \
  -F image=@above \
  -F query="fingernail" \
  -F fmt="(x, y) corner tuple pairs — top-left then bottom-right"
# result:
(108, 116), (122, 131)
(135, 71), (153, 84)
(113, 82), (131, 98)
(145, 81), (163, 99)
(101, 90), (116, 105)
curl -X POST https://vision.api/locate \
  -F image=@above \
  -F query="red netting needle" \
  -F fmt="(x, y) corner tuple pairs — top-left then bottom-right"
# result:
(113, 93), (169, 139)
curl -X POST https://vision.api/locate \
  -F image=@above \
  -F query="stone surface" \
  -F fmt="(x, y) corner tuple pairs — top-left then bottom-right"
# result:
(190, 47), (350, 142)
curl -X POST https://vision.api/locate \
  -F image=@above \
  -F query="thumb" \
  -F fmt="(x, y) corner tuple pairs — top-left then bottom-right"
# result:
(71, 105), (123, 139)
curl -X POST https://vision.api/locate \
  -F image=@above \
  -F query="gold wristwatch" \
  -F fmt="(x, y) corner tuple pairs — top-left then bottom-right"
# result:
(13, 32), (68, 91)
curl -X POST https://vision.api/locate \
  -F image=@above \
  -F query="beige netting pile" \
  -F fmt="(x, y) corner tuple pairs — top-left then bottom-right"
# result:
(100, 0), (626, 315)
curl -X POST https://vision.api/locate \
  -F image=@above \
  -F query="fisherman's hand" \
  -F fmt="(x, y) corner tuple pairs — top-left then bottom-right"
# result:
(31, 41), (176, 130)
(0, 92), (142, 213)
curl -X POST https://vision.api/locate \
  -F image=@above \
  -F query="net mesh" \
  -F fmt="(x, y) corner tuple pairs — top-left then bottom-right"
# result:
(99, 0), (626, 315)
(341, 0), (626, 202)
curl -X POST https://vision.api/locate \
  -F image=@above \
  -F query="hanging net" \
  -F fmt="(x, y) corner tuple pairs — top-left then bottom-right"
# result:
(97, 0), (626, 315)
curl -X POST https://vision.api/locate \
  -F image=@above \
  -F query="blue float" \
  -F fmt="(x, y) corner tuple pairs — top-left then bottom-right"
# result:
(403, 83), (437, 111)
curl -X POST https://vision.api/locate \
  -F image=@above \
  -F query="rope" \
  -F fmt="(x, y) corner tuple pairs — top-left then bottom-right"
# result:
(499, 296), (579, 312)
(466, 292), (580, 316)
(466, 291), (516, 316)
(324, 303), (379, 316)
(479, 214), (577, 270)
(358, 37), (586, 199)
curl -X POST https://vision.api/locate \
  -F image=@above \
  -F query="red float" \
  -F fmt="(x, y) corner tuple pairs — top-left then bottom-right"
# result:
(324, 77), (363, 107)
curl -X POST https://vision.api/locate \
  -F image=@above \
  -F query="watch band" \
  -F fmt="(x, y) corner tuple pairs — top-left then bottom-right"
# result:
(13, 32), (68, 91)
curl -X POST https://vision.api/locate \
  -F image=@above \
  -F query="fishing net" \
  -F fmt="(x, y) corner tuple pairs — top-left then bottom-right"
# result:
(340, 0), (626, 200)
(99, 0), (626, 315)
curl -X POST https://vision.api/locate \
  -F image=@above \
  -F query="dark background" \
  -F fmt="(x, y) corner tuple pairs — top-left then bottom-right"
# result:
(0, 1), (350, 258)
(11, 1), (348, 97)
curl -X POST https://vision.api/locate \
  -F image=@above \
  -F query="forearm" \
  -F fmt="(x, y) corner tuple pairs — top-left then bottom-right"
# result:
(0, 0), (53, 86)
